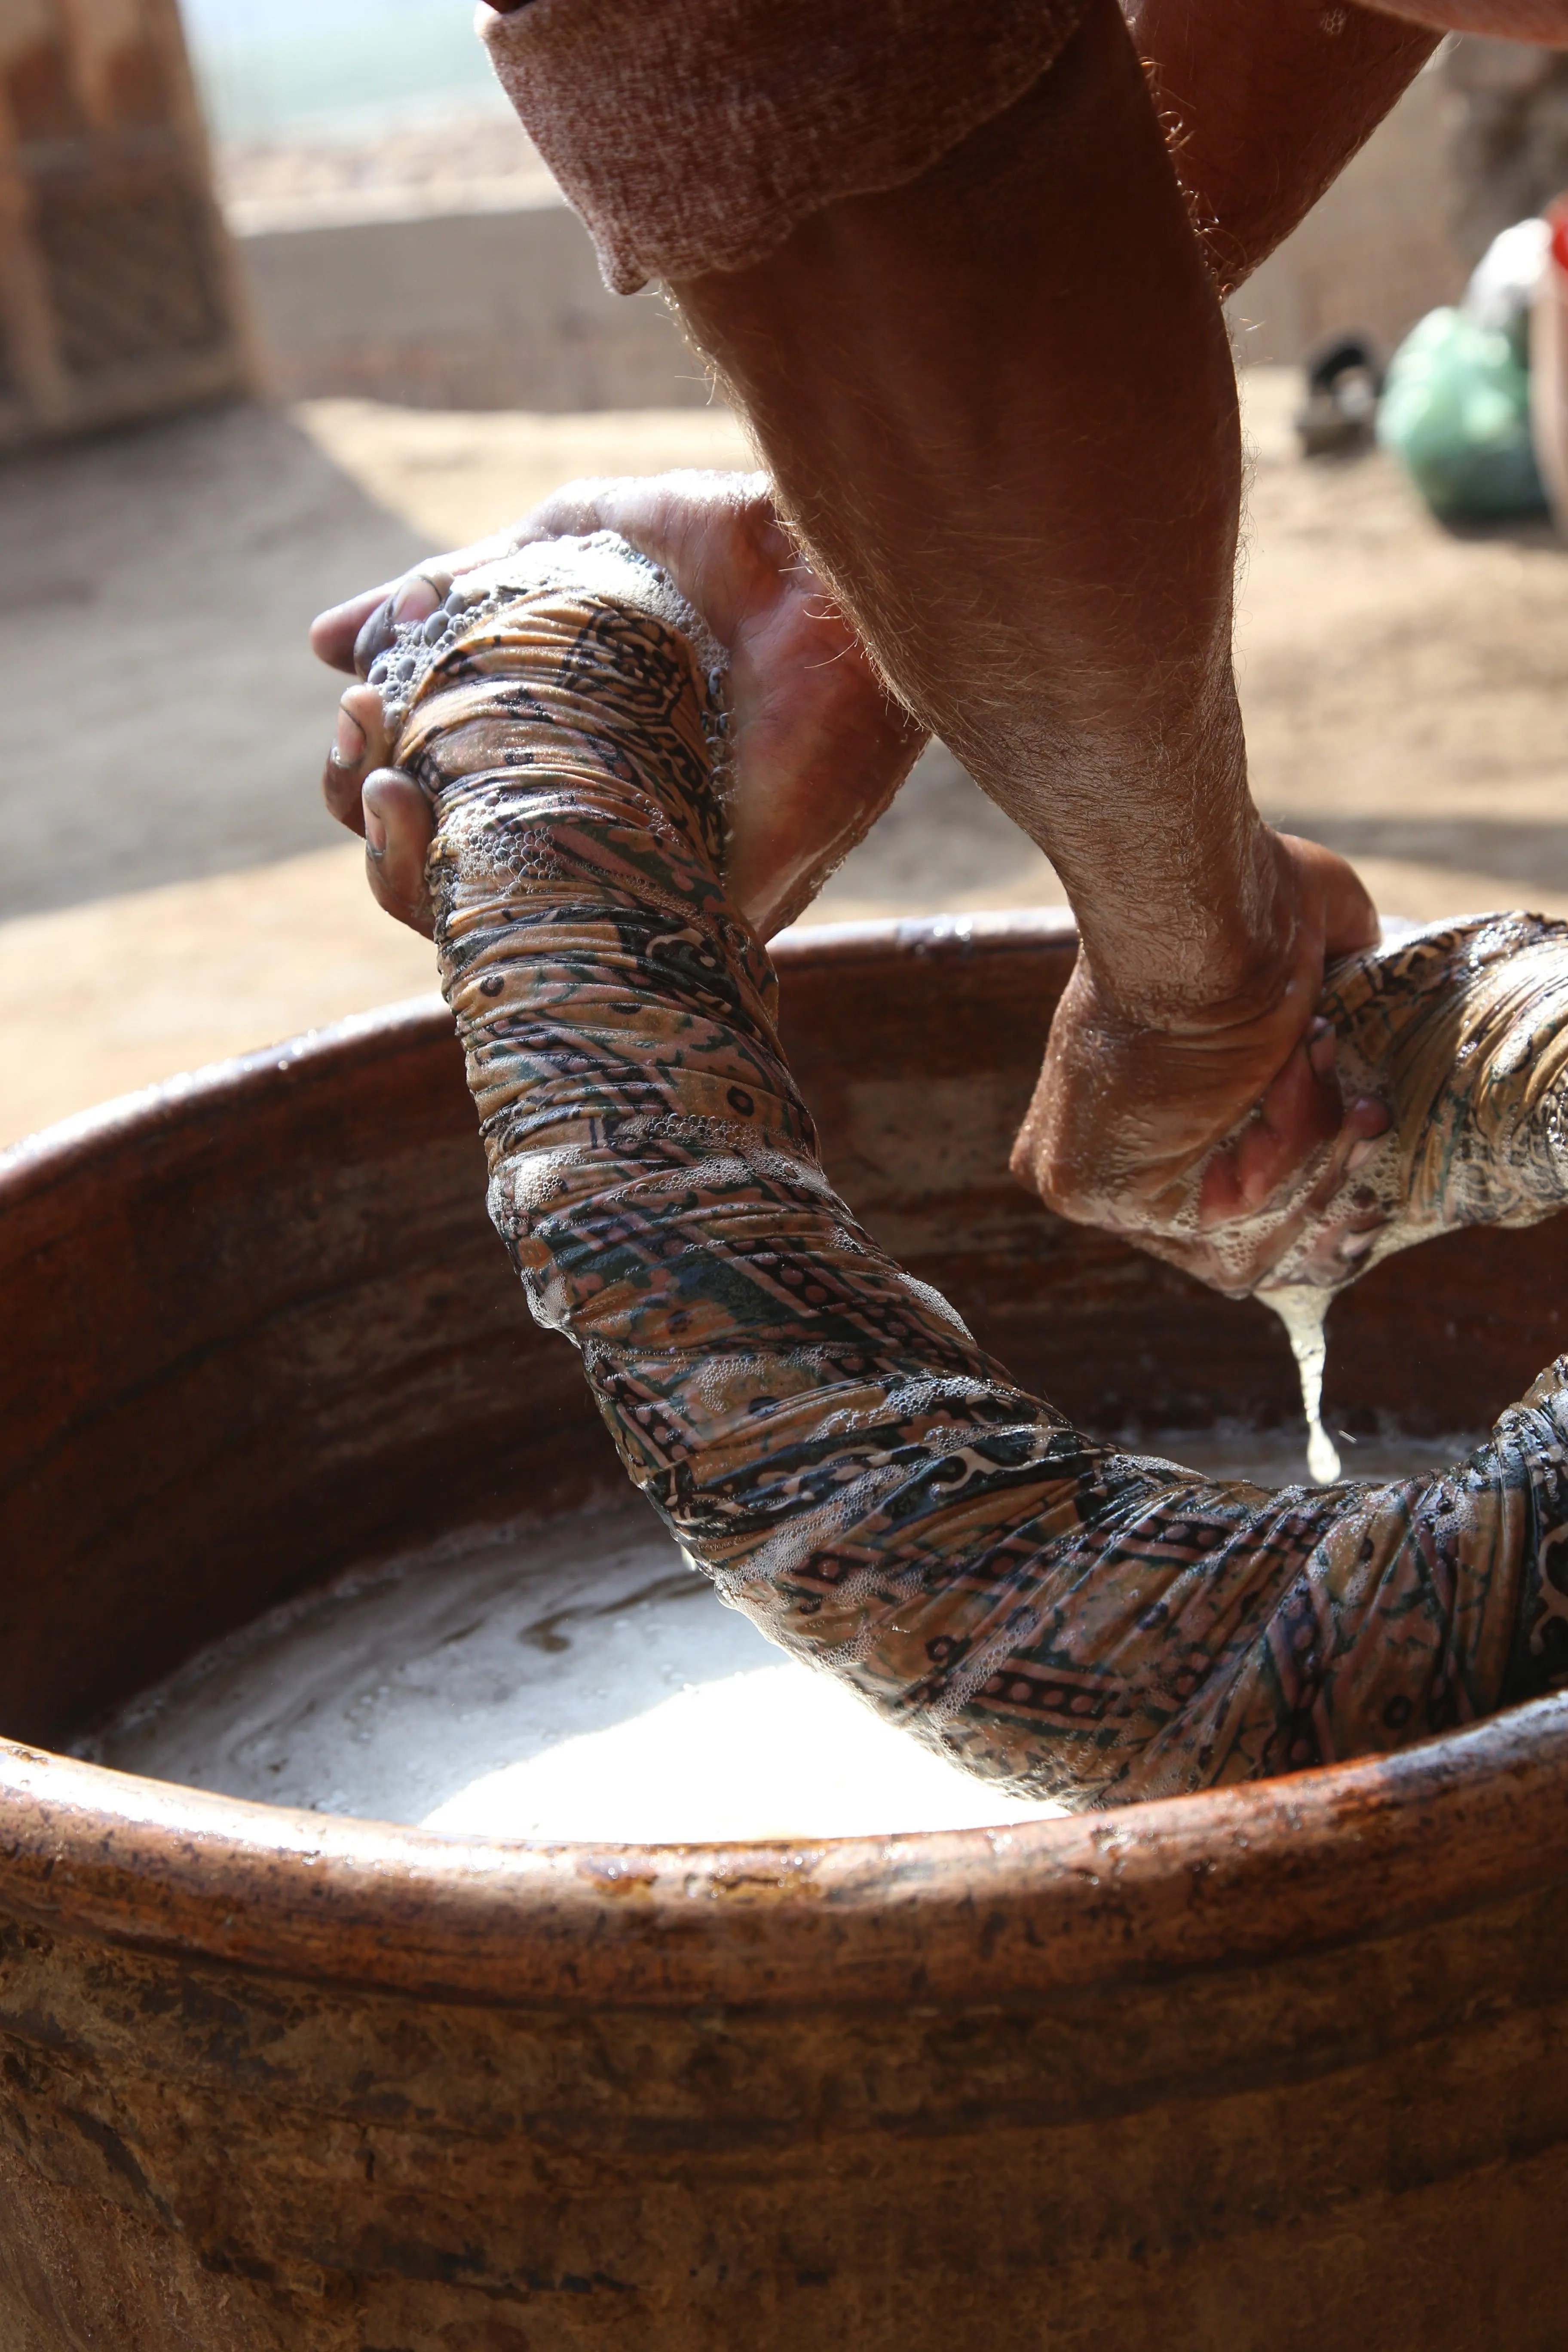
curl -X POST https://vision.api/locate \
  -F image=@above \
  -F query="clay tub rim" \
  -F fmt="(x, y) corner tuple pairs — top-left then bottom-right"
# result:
(3, 920), (1567, 2016)
(2, 1709), (1565, 2011)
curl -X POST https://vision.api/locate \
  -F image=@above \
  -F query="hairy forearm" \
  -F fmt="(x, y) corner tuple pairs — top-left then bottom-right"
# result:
(1127, 0), (1438, 291)
(673, 0), (1274, 1016)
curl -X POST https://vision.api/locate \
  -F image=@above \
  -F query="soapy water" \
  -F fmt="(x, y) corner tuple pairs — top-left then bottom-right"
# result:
(76, 1495), (1071, 1841)
(1267, 1285), (1342, 1484)
(77, 1406), (1483, 1839)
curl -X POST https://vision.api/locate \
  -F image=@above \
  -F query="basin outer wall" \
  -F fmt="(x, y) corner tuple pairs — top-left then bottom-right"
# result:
(3, 1723), (1568, 2352)
(0, 915), (1566, 2350)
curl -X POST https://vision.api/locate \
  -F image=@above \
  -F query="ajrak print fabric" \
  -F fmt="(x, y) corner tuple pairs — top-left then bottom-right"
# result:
(383, 537), (1568, 1809)
(481, 0), (1092, 293)
(1167, 911), (1568, 1304)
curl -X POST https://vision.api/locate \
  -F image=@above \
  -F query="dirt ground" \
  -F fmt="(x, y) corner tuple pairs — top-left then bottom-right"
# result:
(3, 366), (1567, 1151)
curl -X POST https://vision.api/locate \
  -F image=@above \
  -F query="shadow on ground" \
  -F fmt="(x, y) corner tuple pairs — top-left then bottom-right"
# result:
(0, 401), (424, 920)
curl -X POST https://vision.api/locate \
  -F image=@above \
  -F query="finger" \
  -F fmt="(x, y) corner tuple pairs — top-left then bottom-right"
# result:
(351, 569), (456, 679)
(1239, 1026), (1344, 1201)
(315, 560), (470, 677)
(1274, 829), (1381, 962)
(1344, 1093), (1392, 1155)
(510, 474), (778, 643)
(312, 517), (566, 677)
(1195, 1086), (1394, 1289)
(316, 475), (769, 680)
(362, 769), (435, 937)
(308, 482), (762, 679)
(511, 480), (617, 541)
(322, 683), (392, 835)
(309, 582), (400, 674)
(1198, 1034), (1341, 1226)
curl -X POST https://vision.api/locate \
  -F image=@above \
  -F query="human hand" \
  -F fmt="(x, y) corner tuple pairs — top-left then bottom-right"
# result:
(1011, 829), (1393, 1297)
(311, 472), (926, 940)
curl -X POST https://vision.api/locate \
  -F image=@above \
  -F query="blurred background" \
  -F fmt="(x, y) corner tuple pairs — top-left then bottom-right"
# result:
(3, 4), (1568, 1150)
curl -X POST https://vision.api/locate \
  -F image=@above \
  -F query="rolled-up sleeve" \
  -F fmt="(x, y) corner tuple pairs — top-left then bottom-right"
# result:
(483, 0), (1093, 292)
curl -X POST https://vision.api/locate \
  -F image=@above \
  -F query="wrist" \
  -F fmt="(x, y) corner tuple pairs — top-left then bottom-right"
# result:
(1072, 807), (1307, 1037)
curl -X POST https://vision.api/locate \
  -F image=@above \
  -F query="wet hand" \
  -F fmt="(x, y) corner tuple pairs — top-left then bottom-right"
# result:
(312, 472), (927, 940)
(1011, 830), (1391, 1297)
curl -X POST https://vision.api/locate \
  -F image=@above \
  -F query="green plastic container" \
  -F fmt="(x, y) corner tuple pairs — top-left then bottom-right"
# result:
(1377, 305), (1547, 520)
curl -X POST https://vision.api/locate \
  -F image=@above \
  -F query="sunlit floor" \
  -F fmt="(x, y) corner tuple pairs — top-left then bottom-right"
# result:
(3, 368), (1567, 1151)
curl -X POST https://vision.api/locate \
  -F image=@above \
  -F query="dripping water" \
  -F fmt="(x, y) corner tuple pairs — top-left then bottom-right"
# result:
(1266, 1284), (1342, 1484)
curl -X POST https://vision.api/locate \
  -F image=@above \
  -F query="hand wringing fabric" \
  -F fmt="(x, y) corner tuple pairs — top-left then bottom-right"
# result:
(385, 537), (1568, 1809)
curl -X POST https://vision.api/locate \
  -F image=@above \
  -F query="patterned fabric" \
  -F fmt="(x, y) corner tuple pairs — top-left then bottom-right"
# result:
(384, 536), (1568, 1810)
(480, 0), (1090, 293)
(1316, 913), (1568, 1266)
(1168, 910), (1568, 1305)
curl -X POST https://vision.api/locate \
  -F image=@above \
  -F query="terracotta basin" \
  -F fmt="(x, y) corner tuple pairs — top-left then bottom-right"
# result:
(3, 911), (1568, 2352)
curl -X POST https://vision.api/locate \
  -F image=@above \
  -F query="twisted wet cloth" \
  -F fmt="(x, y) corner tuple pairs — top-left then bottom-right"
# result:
(381, 536), (1568, 1808)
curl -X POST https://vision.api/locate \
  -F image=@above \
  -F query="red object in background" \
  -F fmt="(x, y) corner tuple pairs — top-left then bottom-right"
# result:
(1548, 194), (1568, 276)
(1531, 192), (1568, 529)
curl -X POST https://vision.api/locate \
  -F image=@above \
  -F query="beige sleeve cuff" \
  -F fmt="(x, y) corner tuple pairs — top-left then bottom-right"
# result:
(483, 0), (1093, 294)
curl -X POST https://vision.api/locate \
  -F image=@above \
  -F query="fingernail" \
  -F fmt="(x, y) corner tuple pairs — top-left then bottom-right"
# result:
(1307, 1028), (1336, 1081)
(331, 708), (366, 769)
(354, 598), (396, 678)
(391, 575), (441, 626)
(364, 802), (387, 860)
(1346, 1136), (1381, 1170)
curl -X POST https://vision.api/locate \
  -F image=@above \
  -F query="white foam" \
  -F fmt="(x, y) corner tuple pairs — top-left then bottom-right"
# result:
(79, 1493), (1066, 1841)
